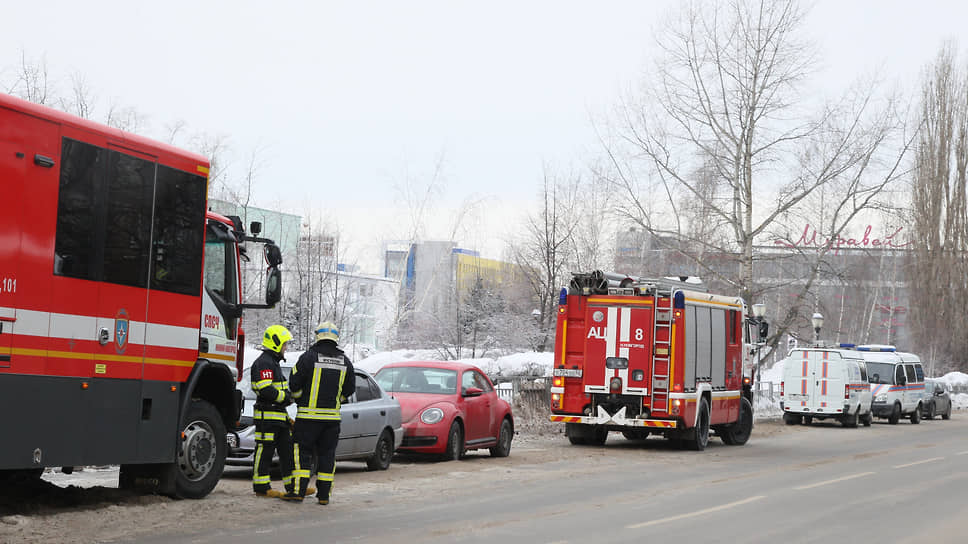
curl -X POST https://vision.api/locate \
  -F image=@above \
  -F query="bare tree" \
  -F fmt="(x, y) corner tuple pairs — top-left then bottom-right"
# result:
(599, 0), (912, 344)
(909, 42), (968, 371)
(58, 71), (95, 119)
(7, 50), (53, 104)
(511, 169), (582, 352)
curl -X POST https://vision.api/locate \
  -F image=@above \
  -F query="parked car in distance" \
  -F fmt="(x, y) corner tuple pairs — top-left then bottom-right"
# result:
(226, 364), (403, 471)
(921, 378), (952, 420)
(374, 361), (514, 460)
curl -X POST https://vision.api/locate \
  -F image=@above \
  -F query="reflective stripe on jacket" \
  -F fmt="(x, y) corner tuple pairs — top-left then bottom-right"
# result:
(289, 341), (356, 422)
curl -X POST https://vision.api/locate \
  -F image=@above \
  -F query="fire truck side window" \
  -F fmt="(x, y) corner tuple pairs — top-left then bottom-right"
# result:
(728, 310), (738, 345)
(54, 138), (104, 280)
(204, 226), (238, 305)
(150, 165), (206, 295)
(102, 150), (155, 288)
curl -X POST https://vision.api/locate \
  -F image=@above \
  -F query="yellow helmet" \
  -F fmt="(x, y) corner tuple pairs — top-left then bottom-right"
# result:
(315, 321), (339, 343)
(262, 325), (293, 353)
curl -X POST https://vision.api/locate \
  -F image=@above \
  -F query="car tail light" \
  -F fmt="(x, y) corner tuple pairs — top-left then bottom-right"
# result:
(845, 385), (850, 399)
(780, 381), (784, 396)
(609, 377), (622, 392)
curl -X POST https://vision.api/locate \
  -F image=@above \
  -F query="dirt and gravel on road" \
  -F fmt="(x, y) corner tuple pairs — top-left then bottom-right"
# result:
(0, 419), (800, 544)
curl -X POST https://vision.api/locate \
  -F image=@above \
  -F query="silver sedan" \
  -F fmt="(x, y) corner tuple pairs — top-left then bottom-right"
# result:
(226, 366), (403, 471)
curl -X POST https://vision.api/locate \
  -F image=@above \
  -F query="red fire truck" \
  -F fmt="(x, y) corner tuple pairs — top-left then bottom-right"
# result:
(0, 92), (282, 498)
(549, 271), (766, 451)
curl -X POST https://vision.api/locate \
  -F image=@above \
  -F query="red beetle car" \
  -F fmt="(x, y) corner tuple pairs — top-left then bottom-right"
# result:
(374, 361), (514, 460)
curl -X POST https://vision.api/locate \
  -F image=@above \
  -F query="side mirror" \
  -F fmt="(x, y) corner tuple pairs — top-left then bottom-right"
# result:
(250, 221), (262, 236)
(463, 387), (484, 397)
(264, 243), (283, 267)
(936, 386), (944, 395)
(265, 268), (282, 307)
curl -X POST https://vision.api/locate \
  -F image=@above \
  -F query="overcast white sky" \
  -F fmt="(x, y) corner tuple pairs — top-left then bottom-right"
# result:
(3, 1), (967, 272)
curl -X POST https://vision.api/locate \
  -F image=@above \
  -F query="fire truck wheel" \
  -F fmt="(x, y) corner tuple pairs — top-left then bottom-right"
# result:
(174, 399), (226, 499)
(862, 412), (872, 426)
(567, 435), (588, 445)
(685, 398), (710, 451)
(887, 403), (901, 424)
(590, 426), (608, 446)
(565, 423), (588, 445)
(489, 419), (513, 457)
(722, 397), (753, 445)
(910, 404), (921, 424)
(443, 420), (465, 461)
(783, 413), (802, 425)
(802, 416), (813, 426)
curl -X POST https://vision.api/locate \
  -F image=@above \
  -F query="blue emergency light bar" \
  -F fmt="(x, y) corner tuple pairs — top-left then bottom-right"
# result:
(836, 343), (856, 348)
(856, 344), (897, 352)
(559, 287), (567, 306)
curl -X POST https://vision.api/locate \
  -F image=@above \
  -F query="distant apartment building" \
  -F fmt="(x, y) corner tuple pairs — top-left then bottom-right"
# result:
(332, 270), (400, 357)
(384, 241), (522, 315)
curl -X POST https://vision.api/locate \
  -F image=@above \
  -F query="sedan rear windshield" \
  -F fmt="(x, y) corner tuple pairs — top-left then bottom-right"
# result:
(376, 367), (458, 395)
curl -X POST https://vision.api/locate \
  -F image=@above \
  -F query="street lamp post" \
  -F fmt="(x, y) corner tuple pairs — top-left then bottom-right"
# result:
(750, 303), (767, 388)
(812, 312), (824, 345)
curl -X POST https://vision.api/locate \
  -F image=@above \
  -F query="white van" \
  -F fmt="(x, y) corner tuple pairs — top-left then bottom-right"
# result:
(859, 346), (925, 424)
(780, 346), (873, 427)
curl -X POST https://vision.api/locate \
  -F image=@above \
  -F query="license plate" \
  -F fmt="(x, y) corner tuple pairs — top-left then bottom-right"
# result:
(553, 368), (582, 378)
(785, 394), (805, 401)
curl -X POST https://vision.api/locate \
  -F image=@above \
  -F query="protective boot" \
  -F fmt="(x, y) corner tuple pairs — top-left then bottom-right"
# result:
(255, 489), (284, 498)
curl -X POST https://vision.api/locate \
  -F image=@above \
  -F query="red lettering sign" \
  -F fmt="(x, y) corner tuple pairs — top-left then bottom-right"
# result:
(774, 225), (911, 253)
(261, 369), (273, 380)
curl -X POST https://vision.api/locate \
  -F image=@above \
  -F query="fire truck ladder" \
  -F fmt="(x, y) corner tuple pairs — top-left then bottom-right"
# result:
(651, 288), (674, 412)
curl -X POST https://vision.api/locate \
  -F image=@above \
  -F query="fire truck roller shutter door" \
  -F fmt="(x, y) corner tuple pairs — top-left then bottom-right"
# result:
(684, 306), (697, 389)
(710, 308), (726, 389)
(695, 306), (712, 382)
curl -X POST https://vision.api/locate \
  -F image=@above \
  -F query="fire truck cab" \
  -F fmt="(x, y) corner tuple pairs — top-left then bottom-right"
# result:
(549, 271), (766, 451)
(0, 92), (281, 498)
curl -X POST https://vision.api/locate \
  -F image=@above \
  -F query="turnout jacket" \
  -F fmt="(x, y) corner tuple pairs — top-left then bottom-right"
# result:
(250, 349), (292, 427)
(289, 340), (355, 422)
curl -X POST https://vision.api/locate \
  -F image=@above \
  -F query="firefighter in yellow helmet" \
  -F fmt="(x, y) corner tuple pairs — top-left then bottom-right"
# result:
(250, 325), (296, 498)
(282, 321), (355, 504)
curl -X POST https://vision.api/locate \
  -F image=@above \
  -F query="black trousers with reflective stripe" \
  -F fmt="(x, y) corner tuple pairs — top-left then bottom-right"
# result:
(293, 419), (340, 500)
(253, 421), (294, 494)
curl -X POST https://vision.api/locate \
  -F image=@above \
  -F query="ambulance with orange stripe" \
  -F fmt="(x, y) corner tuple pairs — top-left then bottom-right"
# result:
(779, 344), (873, 427)
(0, 93), (282, 498)
(858, 345), (925, 424)
(549, 271), (766, 451)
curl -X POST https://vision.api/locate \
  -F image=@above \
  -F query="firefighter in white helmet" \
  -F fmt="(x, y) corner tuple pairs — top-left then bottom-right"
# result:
(282, 321), (355, 504)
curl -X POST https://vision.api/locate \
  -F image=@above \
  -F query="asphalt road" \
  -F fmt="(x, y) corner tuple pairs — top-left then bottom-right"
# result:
(134, 415), (968, 544)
